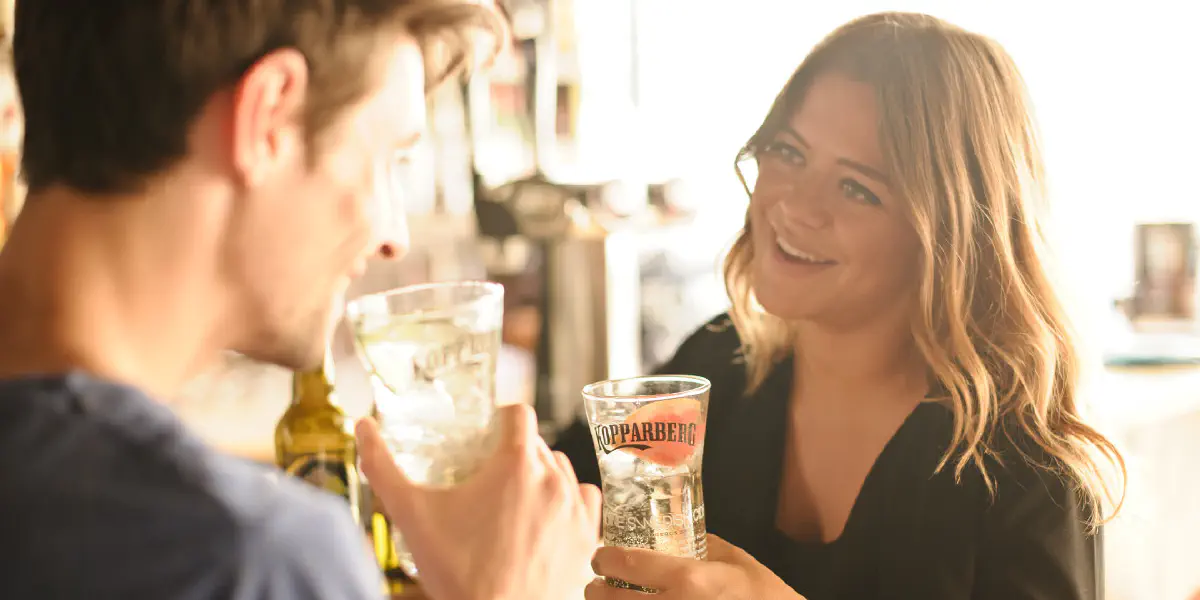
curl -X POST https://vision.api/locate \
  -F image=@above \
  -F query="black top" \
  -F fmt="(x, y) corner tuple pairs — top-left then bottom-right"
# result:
(0, 372), (383, 599)
(555, 314), (1103, 600)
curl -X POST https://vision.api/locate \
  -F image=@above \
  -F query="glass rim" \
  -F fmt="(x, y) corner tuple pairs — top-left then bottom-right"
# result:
(344, 280), (504, 400)
(345, 280), (503, 314)
(582, 374), (711, 403)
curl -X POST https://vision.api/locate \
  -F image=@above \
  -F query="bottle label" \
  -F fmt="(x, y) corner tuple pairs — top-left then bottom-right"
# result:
(285, 456), (353, 499)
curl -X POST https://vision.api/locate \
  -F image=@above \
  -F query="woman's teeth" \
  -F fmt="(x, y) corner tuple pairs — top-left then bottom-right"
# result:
(776, 237), (831, 264)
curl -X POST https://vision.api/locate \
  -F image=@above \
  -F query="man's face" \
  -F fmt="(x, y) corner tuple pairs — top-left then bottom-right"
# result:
(225, 37), (422, 369)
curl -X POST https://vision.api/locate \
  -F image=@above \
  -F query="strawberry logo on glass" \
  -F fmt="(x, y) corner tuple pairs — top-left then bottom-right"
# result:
(593, 398), (706, 467)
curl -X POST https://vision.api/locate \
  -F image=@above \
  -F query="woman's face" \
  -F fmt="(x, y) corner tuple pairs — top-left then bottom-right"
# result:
(749, 72), (922, 329)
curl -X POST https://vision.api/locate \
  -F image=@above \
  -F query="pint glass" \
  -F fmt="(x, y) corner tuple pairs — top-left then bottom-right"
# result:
(345, 281), (504, 578)
(583, 375), (711, 591)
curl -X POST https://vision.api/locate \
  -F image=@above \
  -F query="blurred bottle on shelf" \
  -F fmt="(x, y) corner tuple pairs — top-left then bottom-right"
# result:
(361, 472), (420, 597)
(0, 39), (21, 249)
(274, 360), (360, 520)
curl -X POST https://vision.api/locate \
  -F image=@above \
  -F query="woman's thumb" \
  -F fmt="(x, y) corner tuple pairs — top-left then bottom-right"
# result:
(706, 533), (745, 563)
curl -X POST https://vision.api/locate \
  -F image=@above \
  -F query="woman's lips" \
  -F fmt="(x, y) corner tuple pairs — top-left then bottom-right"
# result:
(776, 236), (835, 264)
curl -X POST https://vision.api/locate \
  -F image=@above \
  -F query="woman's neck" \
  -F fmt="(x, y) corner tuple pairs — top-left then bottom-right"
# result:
(790, 316), (928, 410)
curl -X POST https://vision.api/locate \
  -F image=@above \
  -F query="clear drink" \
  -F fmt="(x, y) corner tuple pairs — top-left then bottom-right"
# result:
(583, 375), (711, 592)
(346, 281), (504, 578)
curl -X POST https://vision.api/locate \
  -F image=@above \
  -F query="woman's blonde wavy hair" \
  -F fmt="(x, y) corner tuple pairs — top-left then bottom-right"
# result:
(727, 12), (1124, 524)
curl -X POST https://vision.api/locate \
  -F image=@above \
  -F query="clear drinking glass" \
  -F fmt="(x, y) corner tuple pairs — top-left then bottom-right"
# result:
(345, 281), (504, 578)
(583, 375), (711, 592)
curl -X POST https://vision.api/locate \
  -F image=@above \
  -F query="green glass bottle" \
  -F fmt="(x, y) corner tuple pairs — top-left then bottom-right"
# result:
(275, 357), (361, 523)
(362, 405), (419, 596)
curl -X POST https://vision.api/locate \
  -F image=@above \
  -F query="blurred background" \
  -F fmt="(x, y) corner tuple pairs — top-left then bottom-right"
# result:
(2, 1), (1196, 598)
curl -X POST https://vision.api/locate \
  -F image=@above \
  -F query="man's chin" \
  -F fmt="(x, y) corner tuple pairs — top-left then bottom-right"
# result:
(230, 348), (318, 373)
(329, 301), (346, 327)
(229, 329), (328, 373)
(276, 342), (326, 372)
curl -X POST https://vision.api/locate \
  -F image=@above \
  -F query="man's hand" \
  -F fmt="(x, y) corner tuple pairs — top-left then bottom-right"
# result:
(586, 534), (804, 600)
(358, 403), (602, 600)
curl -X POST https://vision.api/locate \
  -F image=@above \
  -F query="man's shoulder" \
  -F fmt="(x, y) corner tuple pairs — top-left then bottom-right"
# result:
(211, 455), (385, 600)
(209, 452), (363, 556)
(0, 373), (381, 599)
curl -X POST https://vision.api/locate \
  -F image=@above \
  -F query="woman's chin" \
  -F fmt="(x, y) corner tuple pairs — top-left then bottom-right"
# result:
(752, 285), (822, 323)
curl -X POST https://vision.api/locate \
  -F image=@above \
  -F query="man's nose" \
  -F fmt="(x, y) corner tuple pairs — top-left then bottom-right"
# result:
(366, 185), (410, 262)
(376, 242), (399, 260)
(371, 212), (408, 261)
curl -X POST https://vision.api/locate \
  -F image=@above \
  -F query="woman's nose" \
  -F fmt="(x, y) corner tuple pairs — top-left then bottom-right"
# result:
(769, 186), (832, 230)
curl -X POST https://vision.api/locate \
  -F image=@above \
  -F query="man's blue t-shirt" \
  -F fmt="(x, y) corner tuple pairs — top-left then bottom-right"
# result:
(0, 372), (384, 599)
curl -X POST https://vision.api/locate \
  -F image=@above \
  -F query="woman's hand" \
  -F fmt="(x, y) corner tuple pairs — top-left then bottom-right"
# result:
(586, 534), (804, 599)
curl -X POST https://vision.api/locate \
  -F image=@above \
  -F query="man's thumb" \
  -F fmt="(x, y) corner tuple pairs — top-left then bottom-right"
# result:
(356, 416), (418, 519)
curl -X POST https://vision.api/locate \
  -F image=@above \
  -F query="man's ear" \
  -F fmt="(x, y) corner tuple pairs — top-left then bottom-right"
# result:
(229, 48), (309, 187)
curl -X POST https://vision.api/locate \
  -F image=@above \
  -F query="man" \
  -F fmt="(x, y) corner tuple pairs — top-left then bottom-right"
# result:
(0, 2), (600, 599)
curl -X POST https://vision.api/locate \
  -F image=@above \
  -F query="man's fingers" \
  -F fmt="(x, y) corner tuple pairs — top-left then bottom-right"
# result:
(579, 483), (603, 536)
(490, 403), (561, 476)
(554, 451), (579, 488)
(494, 402), (538, 453)
(591, 545), (689, 590)
(355, 416), (416, 516)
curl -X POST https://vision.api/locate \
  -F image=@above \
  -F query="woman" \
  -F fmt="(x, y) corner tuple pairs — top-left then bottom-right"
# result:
(559, 11), (1126, 599)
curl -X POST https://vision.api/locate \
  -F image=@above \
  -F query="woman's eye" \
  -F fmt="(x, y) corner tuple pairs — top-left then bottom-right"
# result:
(841, 180), (881, 205)
(761, 142), (805, 166)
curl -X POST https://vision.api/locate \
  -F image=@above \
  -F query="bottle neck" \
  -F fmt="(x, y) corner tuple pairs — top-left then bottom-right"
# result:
(291, 349), (338, 407)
